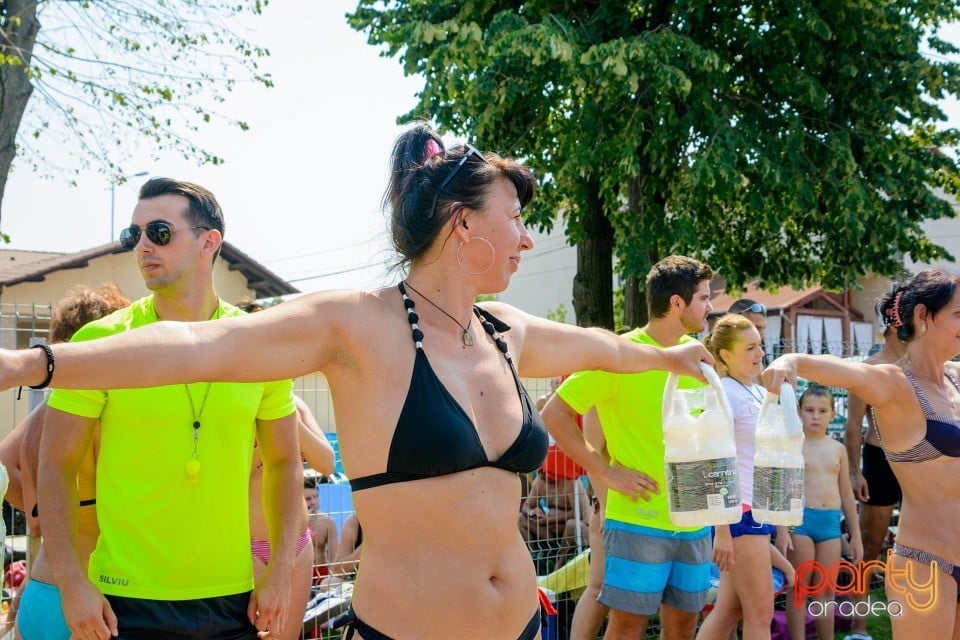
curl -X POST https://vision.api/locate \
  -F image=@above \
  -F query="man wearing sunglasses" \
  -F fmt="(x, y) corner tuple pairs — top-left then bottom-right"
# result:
(728, 298), (768, 334)
(39, 178), (301, 640)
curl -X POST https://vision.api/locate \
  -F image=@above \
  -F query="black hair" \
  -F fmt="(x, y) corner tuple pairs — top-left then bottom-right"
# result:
(645, 255), (714, 319)
(384, 122), (535, 267)
(877, 269), (960, 342)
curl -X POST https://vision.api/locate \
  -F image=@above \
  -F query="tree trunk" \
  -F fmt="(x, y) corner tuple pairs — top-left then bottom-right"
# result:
(572, 177), (614, 329)
(0, 1), (40, 224)
(623, 273), (646, 329)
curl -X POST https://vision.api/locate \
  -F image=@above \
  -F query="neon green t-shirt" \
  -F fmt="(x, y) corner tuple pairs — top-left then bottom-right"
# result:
(48, 296), (296, 600)
(555, 328), (704, 532)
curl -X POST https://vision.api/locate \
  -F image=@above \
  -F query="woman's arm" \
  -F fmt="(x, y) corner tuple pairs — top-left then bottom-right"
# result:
(0, 291), (359, 391)
(762, 354), (900, 409)
(483, 303), (712, 381)
(713, 525), (734, 572)
(0, 405), (36, 512)
(295, 397), (336, 477)
(332, 516), (362, 576)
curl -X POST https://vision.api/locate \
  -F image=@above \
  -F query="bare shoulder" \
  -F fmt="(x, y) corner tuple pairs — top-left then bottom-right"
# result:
(475, 300), (526, 325)
(828, 437), (847, 457)
(278, 287), (396, 342)
(865, 348), (903, 366)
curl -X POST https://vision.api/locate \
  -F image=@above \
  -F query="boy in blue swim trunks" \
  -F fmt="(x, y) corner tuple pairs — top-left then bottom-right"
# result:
(786, 385), (863, 640)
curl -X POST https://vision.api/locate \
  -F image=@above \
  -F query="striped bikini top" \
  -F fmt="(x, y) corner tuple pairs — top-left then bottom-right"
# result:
(878, 368), (960, 463)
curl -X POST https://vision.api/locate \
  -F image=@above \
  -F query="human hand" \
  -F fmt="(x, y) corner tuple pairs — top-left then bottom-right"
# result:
(850, 470), (870, 503)
(712, 528), (735, 572)
(784, 565), (796, 588)
(775, 525), (794, 556)
(761, 355), (799, 393)
(61, 579), (118, 640)
(663, 342), (714, 382)
(603, 462), (658, 501)
(248, 562), (291, 640)
(849, 536), (864, 565)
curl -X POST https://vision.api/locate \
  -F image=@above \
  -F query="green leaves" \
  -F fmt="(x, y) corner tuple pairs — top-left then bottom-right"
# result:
(350, 0), (960, 309)
(7, 0), (272, 196)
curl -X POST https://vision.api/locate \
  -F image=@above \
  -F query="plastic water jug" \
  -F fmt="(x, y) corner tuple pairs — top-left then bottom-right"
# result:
(751, 383), (805, 525)
(662, 362), (741, 527)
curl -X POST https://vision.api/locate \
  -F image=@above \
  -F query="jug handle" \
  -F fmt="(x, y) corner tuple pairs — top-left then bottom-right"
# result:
(662, 372), (679, 423)
(699, 362), (735, 425)
(779, 382), (804, 436)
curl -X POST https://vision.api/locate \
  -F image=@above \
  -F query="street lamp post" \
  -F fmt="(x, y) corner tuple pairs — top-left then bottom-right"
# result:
(110, 171), (148, 243)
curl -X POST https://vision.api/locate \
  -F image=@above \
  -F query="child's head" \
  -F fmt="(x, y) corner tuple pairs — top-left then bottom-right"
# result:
(798, 385), (835, 434)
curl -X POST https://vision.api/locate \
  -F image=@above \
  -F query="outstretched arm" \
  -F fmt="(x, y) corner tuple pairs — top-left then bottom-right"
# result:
(0, 292), (354, 392)
(762, 354), (899, 410)
(485, 303), (713, 382)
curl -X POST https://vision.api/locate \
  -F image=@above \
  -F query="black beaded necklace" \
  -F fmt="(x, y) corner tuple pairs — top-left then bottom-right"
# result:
(397, 282), (514, 364)
(403, 280), (474, 347)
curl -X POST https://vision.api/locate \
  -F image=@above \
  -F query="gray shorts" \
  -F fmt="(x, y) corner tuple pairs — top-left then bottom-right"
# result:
(599, 519), (711, 615)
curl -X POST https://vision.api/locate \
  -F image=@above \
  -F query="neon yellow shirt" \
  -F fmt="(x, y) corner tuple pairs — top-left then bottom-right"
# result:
(555, 328), (704, 532)
(48, 296), (296, 600)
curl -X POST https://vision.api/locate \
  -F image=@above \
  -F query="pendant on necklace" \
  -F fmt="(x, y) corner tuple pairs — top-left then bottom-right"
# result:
(463, 331), (473, 347)
(186, 458), (201, 483)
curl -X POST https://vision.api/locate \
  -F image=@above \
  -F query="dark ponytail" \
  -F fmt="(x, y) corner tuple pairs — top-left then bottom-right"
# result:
(385, 122), (536, 268)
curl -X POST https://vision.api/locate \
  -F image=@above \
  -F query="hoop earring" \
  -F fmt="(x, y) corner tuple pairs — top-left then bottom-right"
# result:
(457, 236), (495, 276)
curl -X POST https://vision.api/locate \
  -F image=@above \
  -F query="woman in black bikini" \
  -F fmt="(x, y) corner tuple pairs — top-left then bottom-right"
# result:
(764, 269), (960, 640)
(0, 123), (711, 639)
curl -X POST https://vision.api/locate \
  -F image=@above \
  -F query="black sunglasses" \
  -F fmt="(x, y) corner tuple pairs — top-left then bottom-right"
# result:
(429, 144), (487, 218)
(120, 221), (210, 249)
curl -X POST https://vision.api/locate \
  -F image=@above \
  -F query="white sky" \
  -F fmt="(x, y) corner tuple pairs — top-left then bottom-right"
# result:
(3, 0), (423, 294)
(2, 5), (958, 296)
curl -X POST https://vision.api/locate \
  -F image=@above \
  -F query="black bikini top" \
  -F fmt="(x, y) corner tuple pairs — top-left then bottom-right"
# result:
(879, 368), (960, 463)
(349, 283), (549, 492)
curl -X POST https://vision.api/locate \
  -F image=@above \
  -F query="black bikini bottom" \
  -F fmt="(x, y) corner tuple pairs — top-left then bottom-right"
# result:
(343, 607), (540, 640)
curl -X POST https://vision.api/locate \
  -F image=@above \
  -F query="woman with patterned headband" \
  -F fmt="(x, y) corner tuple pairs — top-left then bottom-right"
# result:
(764, 269), (960, 640)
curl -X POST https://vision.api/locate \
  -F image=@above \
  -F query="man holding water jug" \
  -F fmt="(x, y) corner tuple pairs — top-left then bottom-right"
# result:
(543, 255), (715, 640)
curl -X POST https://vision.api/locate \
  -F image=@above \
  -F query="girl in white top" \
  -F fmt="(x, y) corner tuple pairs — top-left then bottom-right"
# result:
(697, 314), (783, 640)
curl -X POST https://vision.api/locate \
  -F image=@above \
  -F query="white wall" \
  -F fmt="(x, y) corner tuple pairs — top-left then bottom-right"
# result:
(496, 218), (578, 321)
(905, 190), (960, 273)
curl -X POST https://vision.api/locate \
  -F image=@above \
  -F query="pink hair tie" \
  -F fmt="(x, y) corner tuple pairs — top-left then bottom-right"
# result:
(425, 139), (442, 159)
(890, 290), (905, 327)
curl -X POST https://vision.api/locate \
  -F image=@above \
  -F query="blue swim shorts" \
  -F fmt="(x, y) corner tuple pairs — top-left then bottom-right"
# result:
(728, 508), (776, 538)
(600, 519), (711, 615)
(792, 507), (842, 543)
(18, 578), (70, 640)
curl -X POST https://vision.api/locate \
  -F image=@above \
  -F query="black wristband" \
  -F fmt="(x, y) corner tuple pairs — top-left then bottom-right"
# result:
(29, 343), (55, 390)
